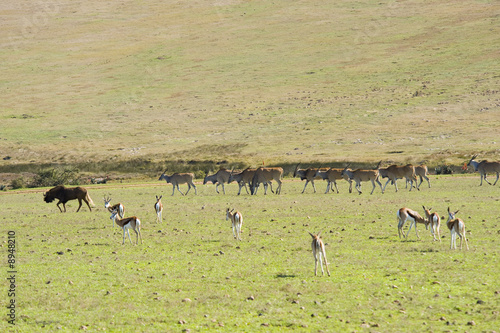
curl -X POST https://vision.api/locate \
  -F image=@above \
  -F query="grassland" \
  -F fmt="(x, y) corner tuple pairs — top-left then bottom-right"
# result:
(1, 176), (499, 332)
(0, 0), (499, 171)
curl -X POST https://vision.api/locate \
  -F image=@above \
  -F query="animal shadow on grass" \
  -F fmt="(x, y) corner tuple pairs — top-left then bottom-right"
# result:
(276, 274), (296, 278)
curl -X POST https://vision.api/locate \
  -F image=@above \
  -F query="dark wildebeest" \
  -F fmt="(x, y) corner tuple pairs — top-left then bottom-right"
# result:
(43, 185), (94, 212)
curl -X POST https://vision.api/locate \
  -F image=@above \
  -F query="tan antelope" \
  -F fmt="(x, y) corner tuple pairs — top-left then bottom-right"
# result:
(158, 171), (197, 196)
(154, 195), (163, 223)
(308, 232), (330, 276)
(203, 168), (232, 194)
(397, 207), (428, 240)
(422, 205), (441, 241)
(104, 196), (125, 227)
(446, 207), (469, 250)
(293, 165), (328, 193)
(467, 155), (500, 186)
(314, 167), (353, 194)
(415, 165), (431, 189)
(378, 164), (417, 193)
(341, 165), (383, 195)
(226, 208), (243, 241)
(228, 168), (257, 195)
(110, 209), (142, 245)
(250, 167), (283, 195)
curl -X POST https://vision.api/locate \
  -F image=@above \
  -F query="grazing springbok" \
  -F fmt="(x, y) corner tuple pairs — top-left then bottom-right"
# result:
(308, 232), (330, 276)
(43, 185), (94, 212)
(467, 155), (500, 186)
(158, 170), (197, 196)
(110, 209), (142, 245)
(228, 168), (257, 195)
(378, 164), (417, 193)
(397, 207), (428, 240)
(203, 168), (232, 194)
(314, 167), (353, 194)
(293, 165), (328, 193)
(226, 208), (243, 241)
(422, 205), (441, 241)
(446, 207), (469, 250)
(341, 165), (383, 195)
(104, 196), (125, 227)
(250, 167), (283, 195)
(154, 195), (163, 223)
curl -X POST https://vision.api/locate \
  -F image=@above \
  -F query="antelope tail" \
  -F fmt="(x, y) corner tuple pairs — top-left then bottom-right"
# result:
(86, 193), (95, 207)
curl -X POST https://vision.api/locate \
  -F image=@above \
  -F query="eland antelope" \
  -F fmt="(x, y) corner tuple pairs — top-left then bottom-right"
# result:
(228, 168), (257, 195)
(158, 171), (197, 196)
(203, 168), (232, 194)
(467, 155), (500, 186)
(293, 165), (328, 193)
(314, 167), (353, 194)
(250, 167), (283, 195)
(341, 165), (383, 195)
(378, 164), (417, 193)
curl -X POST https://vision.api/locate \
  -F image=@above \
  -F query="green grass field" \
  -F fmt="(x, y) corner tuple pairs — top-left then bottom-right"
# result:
(0, 0), (499, 170)
(1, 176), (499, 331)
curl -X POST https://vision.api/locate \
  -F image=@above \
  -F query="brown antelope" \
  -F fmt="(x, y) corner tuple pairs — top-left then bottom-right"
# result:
(228, 168), (257, 195)
(250, 167), (283, 195)
(158, 171), (197, 196)
(104, 196), (125, 226)
(422, 205), (440, 241)
(203, 168), (232, 194)
(43, 186), (94, 212)
(446, 208), (469, 250)
(314, 167), (353, 193)
(308, 232), (330, 276)
(110, 209), (142, 245)
(467, 155), (500, 186)
(293, 165), (328, 193)
(378, 164), (417, 193)
(341, 165), (383, 195)
(226, 208), (243, 241)
(154, 195), (163, 223)
(415, 165), (431, 188)
(397, 207), (428, 240)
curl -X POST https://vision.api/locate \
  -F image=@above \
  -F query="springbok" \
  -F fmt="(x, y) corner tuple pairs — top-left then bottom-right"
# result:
(154, 195), (163, 223)
(378, 164), (417, 193)
(250, 167), (283, 195)
(104, 196), (125, 221)
(293, 165), (328, 193)
(467, 155), (500, 186)
(446, 207), (469, 250)
(226, 208), (243, 241)
(158, 171), (197, 196)
(422, 205), (440, 241)
(341, 165), (383, 195)
(228, 168), (257, 195)
(203, 168), (232, 194)
(308, 232), (330, 276)
(397, 207), (428, 240)
(314, 167), (353, 194)
(110, 209), (142, 245)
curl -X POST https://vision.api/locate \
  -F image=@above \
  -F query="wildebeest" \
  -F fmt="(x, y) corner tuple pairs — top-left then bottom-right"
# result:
(43, 185), (94, 212)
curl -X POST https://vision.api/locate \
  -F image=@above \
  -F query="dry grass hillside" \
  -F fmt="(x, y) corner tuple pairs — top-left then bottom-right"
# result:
(1, 0), (499, 171)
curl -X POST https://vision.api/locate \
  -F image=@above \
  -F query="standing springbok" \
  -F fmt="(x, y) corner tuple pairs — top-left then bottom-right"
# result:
(158, 170), (197, 196)
(294, 165), (328, 193)
(446, 207), (469, 250)
(154, 195), (163, 223)
(203, 168), (232, 194)
(422, 205), (441, 241)
(308, 232), (330, 276)
(250, 167), (283, 195)
(226, 208), (243, 241)
(341, 165), (383, 195)
(104, 196), (125, 227)
(314, 167), (353, 194)
(467, 155), (500, 186)
(228, 168), (257, 195)
(378, 164), (417, 193)
(397, 207), (428, 240)
(110, 209), (143, 245)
